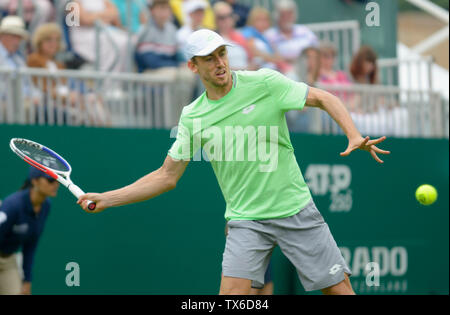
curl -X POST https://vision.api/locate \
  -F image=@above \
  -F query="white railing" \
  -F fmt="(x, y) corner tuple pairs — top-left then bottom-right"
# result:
(378, 56), (434, 90)
(0, 67), (178, 128)
(1, 67), (448, 138)
(313, 83), (448, 138)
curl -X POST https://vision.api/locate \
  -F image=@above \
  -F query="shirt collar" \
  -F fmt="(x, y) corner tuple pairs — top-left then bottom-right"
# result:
(0, 41), (9, 59)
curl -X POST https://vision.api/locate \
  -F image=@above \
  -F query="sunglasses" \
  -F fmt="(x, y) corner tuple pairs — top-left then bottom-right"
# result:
(44, 177), (57, 183)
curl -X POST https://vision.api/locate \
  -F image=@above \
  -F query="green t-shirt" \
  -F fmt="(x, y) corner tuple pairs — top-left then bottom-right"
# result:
(168, 68), (312, 220)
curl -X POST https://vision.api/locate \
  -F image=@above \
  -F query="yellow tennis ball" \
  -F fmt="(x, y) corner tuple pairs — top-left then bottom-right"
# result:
(415, 184), (438, 206)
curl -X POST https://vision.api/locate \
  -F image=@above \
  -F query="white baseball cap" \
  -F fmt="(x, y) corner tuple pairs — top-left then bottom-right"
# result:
(184, 0), (207, 15)
(184, 29), (233, 60)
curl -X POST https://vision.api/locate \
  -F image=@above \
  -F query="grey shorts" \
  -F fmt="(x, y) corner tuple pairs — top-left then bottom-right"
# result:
(222, 199), (351, 292)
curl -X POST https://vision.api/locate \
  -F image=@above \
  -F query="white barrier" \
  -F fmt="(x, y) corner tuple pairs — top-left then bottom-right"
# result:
(0, 67), (178, 128)
(312, 83), (448, 138)
(1, 67), (448, 138)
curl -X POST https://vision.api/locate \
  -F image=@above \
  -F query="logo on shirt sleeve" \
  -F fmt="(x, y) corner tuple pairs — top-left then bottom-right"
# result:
(242, 104), (256, 114)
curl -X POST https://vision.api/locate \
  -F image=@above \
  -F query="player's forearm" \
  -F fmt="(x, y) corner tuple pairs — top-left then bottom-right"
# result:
(102, 168), (176, 208)
(319, 92), (362, 140)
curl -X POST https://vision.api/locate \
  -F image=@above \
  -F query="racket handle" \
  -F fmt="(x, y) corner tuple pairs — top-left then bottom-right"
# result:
(69, 184), (97, 211)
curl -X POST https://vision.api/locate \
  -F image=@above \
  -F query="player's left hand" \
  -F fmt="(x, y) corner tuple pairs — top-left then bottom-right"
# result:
(340, 136), (390, 163)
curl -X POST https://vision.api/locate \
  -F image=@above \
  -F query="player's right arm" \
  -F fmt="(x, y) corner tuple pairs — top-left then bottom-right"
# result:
(77, 156), (189, 213)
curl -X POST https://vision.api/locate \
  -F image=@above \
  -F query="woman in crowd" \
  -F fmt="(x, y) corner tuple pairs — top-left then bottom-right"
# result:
(240, 7), (288, 71)
(213, 1), (254, 70)
(27, 23), (71, 108)
(28, 23), (111, 126)
(318, 42), (352, 85)
(286, 46), (321, 133)
(350, 45), (379, 85)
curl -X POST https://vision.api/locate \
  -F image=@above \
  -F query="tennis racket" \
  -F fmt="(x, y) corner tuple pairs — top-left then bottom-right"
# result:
(9, 138), (96, 211)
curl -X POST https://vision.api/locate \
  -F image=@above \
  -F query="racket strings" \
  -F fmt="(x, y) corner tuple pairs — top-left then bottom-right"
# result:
(13, 141), (69, 172)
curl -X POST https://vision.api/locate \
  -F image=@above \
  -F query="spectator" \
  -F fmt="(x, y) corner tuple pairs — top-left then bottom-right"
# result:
(349, 46), (408, 137)
(110, 0), (148, 34)
(213, 1), (253, 70)
(27, 23), (68, 100)
(170, 0), (215, 29)
(286, 47), (322, 134)
(177, 0), (207, 57)
(69, 0), (129, 72)
(27, 23), (111, 126)
(240, 7), (288, 71)
(135, 0), (179, 71)
(318, 42), (352, 85)
(0, 16), (40, 108)
(316, 42), (354, 135)
(223, 0), (250, 28)
(295, 46), (321, 86)
(264, 0), (318, 73)
(136, 0), (196, 126)
(350, 45), (379, 84)
(0, 0), (53, 34)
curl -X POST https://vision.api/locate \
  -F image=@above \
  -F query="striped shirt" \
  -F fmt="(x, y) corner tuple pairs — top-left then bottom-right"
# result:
(264, 25), (318, 61)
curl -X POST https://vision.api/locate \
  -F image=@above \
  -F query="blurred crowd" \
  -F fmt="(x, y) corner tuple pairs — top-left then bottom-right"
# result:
(1, 0), (396, 134)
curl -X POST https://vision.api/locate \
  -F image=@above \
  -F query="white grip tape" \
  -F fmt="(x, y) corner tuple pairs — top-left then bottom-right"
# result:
(69, 184), (85, 198)
(69, 184), (95, 210)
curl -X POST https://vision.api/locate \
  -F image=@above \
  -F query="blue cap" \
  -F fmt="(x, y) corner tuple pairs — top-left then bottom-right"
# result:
(28, 167), (53, 180)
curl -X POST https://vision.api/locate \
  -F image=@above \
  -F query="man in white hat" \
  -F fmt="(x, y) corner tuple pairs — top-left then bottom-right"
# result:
(0, 16), (40, 108)
(0, 15), (29, 67)
(78, 29), (390, 295)
(177, 0), (208, 56)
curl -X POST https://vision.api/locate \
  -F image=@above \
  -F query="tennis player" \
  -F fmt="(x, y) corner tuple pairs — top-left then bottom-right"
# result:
(0, 167), (59, 294)
(78, 29), (390, 295)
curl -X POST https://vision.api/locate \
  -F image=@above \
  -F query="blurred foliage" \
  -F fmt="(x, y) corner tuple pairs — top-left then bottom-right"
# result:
(398, 0), (449, 11)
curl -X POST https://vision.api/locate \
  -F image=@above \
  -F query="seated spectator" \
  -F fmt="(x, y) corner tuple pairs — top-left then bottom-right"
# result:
(0, 0), (53, 34)
(69, 0), (129, 72)
(27, 23), (111, 126)
(177, 0), (207, 57)
(316, 42), (355, 135)
(223, 0), (250, 28)
(264, 0), (318, 73)
(135, 0), (179, 71)
(170, 0), (215, 30)
(136, 0), (196, 126)
(295, 46), (321, 86)
(350, 45), (379, 84)
(318, 42), (352, 85)
(240, 7), (288, 71)
(213, 1), (253, 70)
(110, 0), (148, 34)
(27, 23), (68, 98)
(349, 46), (408, 137)
(286, 47), (321, 134)
(0, 16), (40, 112)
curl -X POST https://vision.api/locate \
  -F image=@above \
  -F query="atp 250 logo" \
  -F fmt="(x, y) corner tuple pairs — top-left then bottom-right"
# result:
(305, 164), (352, 212)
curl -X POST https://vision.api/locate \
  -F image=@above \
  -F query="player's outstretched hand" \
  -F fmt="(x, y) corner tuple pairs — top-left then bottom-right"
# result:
(77, 193), (108, 213)
(340, 136), (391, 163)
